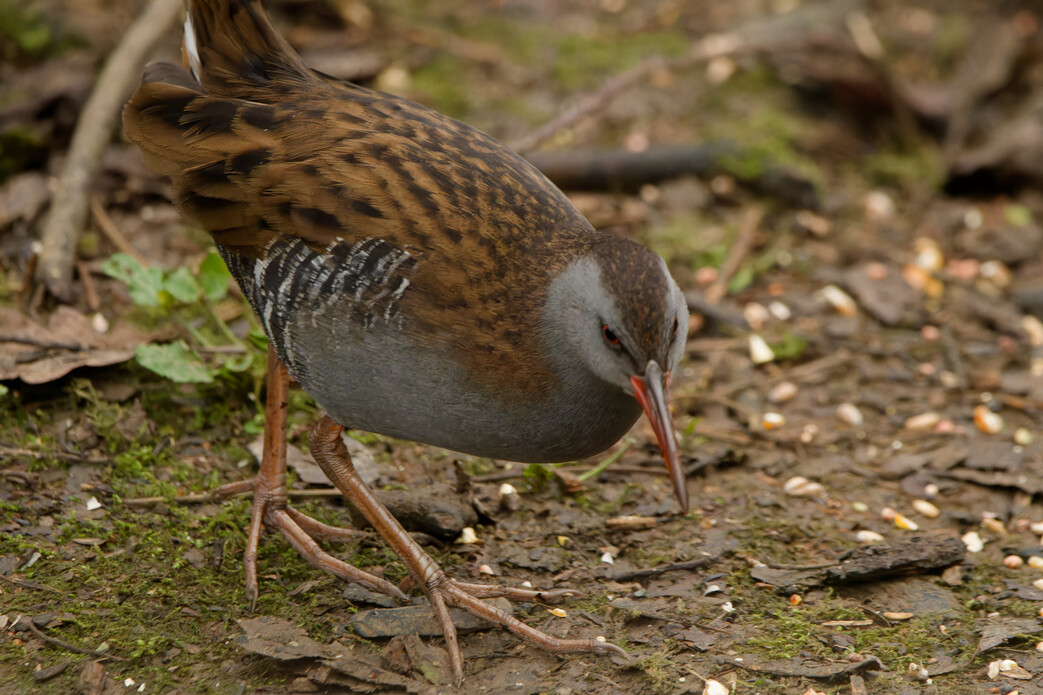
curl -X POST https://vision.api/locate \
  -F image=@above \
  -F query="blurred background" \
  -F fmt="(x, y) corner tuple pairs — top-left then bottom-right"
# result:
(2, 1), (1043, 693)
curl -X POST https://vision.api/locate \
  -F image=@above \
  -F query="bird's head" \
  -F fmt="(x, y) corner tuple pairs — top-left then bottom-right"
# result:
(543, 236), (690, 510)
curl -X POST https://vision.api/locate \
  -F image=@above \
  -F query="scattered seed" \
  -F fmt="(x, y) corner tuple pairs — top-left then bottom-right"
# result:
(1023, 315), (1043, 347)
(974, 405), (1004, 434)
(795, 210), (831, 236)
(851, 501), (869, 512)
(768, 301), (791, 320)
(979, 260), (1012, 288)
(1014, 428), (1034, 446)
(600, 552), (615, 565)
(982, 517), (1006, 535)
(704, 584), (723, 596)
(605, 515), (658, 530)
(865, 190), (895, 220)
(800, 423), (819, 443)
(923, 483), (939, 498)
(894, 513), (918, 531)
(904, 412), (941, 430)
(1005, 555), (1025, 569)
(548, 608), (567, 618)
(789, 594), (802, 605)
(1028, 556), (1043, 569)
(595, 635), (607, 643)
(749, 334), (775, 364)
(837, 403), (864, 426)
(1035, 578), (1043, 592)
(743, 302), (770, 331)
(880, 507), (897, 521)
(987, 659), (1002, 680)
(498, 483), (518, 498)
(557, 535), (571, 548)
(521, 581), (533, 588)
(783, 476), (824, 496)
(706, 55), (737, 84)
(91, 312), (109, 333)
(85, 496), (102, 511)
(819, 285), (858, 316)
(703, 679), (729, 695)
(962, 531), (985, 552)
(912, 499), (939, 518)
(762, 412), (786, 430)
(1031, 521), (1043, 535)
(914, 238), (944, 272)
(457, 527), (478, 544)
(864, 262), (889, 280)
(768, 381), (798, 404)
(856, 530), (885, 543)
(478, 564), (495, 576)
(884, 611), (913, 621)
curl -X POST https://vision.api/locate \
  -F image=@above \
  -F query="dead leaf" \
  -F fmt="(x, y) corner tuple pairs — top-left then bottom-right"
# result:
(0, 307), (146, 384)
(236, 616), (350, 661)
(976, 617), (1043, 652)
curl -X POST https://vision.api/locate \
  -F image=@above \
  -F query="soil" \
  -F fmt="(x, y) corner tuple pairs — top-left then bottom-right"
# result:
(2, 1), (1043, 694)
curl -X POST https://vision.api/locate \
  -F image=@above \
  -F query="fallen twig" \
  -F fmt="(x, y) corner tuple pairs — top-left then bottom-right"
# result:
(508, 33), (745, 153)
(27, 620), (129, 662)
(36, 0), (181, 301)
(90, 196), (147, 266)
(610, 556), (718, 581)
(703, 207), (763, 304)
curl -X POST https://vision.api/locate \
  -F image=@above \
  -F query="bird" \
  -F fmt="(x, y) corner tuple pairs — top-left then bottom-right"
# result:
(124, 0), (690, 682)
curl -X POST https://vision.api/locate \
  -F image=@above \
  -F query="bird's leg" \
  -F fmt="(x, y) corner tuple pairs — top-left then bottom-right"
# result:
(310, 414), (627, 683)
(211, 345), (405, 607)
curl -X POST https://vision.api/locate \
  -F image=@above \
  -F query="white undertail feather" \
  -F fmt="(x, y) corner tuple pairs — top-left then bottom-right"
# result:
(183, 3), (201, 83)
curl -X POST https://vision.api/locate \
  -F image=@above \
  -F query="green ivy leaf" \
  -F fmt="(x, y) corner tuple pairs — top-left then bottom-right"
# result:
(101, 253), (164, 307)
(198, 251), (232, 301)
(164, 266), (201, 303)
(135, 341), (216, 383)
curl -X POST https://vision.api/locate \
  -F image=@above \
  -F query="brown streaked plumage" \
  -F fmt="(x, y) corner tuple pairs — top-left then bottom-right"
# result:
(124, 0), (689, 682)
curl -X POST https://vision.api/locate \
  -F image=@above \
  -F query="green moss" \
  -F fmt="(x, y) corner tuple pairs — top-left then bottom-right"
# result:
(552, 30), (688, 90)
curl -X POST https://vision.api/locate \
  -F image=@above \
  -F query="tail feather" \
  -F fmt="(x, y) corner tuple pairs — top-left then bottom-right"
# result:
(182, 0), (313, 98)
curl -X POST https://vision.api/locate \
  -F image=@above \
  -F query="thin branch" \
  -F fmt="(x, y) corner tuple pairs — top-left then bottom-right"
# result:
(508, 33), (745, 153)
(27, 620), (129, 662)
(36, 0), (181, 301)
(703, 207), (763, 304)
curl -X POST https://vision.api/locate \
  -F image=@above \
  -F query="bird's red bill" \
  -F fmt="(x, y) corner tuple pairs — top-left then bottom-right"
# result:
(631, 362), (688, 512)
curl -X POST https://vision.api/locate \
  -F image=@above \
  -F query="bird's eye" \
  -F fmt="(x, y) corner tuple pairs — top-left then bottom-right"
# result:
(602, 324), (620, 346)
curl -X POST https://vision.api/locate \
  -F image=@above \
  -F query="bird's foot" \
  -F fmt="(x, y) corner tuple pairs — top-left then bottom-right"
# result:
(212, 475), (406, 609)
(310, 415), (628, 683)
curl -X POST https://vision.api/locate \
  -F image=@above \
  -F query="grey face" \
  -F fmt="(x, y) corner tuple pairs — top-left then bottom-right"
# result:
(543, 251), (690, 511)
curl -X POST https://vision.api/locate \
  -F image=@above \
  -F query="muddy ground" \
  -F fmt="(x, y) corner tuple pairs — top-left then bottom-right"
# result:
(2, 0), (1043, 693)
